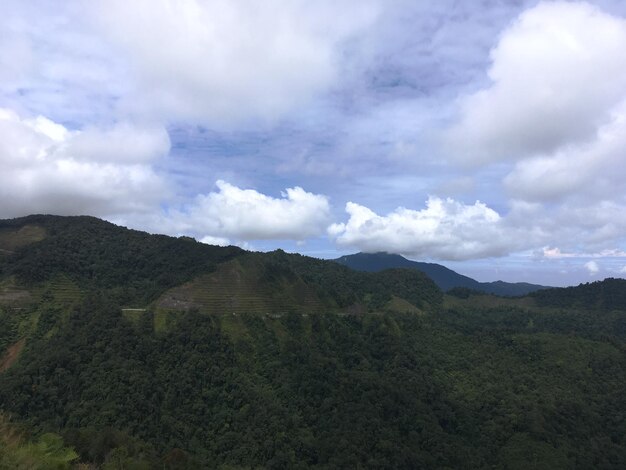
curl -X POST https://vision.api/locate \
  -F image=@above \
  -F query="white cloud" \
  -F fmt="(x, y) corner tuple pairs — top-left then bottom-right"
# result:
(584, 260), (600, 275)
(448, 1), (626, 164)
(543, 247), (626, 259)
(199, 235), (231, 247)
(542, 247), (576, 259)
(0, 108), (169, 218)
(199, 235), (254, 251)
(85, 0), (377, 127)
(438, 1), (626, 263)
(329, 196), (514, 260)
(173, 181), (331, 241)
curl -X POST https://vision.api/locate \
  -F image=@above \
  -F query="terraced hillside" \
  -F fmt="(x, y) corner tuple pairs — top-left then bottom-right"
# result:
(155, 248), (443, 318)
(158, 256), (325, 315)
(0, 215), (442, 320)
(0, 277), (33, 309)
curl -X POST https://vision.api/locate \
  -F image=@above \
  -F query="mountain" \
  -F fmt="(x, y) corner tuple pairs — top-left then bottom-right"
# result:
(334, 252), (550, 296)
(0, 215), (625, 468)
(0, 215), (442, 316)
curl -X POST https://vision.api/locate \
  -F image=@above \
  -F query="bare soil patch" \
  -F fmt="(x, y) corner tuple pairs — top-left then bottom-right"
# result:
(0, 339), (26, 373)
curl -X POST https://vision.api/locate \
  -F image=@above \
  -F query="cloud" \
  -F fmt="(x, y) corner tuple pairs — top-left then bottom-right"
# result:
(542, 247), (576, 259)
(0, 107), (169, 218)
(199, 235), (232, 247)
(438, 1), (626, 263)
(448, 1), (626, 164)
(504, 100), (626, 202)
(542, 247), (626, 259)
(507, 198), (626, 254)
(86, 0), (377, 127)
(68, 123), (170, 164)
(329, 196), (514, 260)
(584, 260), (600, 275)
(173, 181), (331, 241)
(199, 235), (253, 251)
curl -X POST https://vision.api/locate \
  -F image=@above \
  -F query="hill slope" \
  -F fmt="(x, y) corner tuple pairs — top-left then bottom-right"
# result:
(531, 277), (626, 311)
(0, 215), (624, 468)
(0, 214), (244, 306)
(0, 215), (442, 316)
(335, 252), (550, 296)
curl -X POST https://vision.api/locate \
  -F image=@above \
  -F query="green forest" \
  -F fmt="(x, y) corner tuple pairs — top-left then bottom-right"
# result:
(0, 216), (625, 469)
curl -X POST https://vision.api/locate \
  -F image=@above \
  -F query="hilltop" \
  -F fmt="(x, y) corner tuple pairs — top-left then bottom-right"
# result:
(0, 215), (442, 317)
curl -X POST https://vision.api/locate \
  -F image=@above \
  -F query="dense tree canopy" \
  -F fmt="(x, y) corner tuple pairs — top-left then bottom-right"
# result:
(0, 215), (624, 468)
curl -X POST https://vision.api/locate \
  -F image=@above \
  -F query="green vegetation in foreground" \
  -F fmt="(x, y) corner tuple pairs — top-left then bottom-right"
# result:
(0, 215), (624, 468)
(1, 294), (624, 468)
(0, 414), (78, 469)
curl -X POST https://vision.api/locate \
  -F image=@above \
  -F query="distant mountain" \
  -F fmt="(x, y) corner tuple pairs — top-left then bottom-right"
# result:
(334, 252), (550, 296)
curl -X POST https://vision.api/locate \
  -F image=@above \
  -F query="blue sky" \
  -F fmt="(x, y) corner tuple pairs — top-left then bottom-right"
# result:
(2, 0), (626, 286)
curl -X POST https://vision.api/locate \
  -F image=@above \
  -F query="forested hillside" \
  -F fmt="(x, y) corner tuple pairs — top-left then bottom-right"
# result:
(0, 215), (624, 469)
(531, 278), (626, 311)
(0, 215), (243, 306)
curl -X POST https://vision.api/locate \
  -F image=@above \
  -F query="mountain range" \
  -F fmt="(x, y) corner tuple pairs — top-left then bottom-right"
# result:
(334, 251), (550, 296)
(0, 215), (625, 469)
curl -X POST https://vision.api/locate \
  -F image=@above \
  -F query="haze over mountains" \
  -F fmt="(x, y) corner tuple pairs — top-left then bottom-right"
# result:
(334, 252), (550, 296)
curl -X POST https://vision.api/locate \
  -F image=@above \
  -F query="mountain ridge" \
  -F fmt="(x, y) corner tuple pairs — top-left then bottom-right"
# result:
(0, 214), (625, 468)
(334, 251), (551, 296)
(0, 215), (442, 316)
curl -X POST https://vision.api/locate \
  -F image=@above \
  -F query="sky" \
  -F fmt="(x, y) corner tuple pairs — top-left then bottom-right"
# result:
(2, 0), (626, 286)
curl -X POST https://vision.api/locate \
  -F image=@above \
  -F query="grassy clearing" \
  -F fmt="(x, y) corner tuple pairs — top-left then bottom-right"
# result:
(220, 314), (252, 344)
(0, 225), (46, 253)
(153, 308), (189, 333)
(153, 309), (169, 333)
(121, 308), (147, 325)
(0, 414), (78, 469)
(0, 277), (34, 308)
(386, 295), (424, 314)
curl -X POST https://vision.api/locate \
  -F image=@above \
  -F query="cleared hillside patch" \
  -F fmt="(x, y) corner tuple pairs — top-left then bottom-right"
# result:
(0, 277), (33, 308)
(386, 295), (424, 314)
(0, 338), (25, 373)
(0, 225), (46, 253)
(157, 257), (326, 316)
(36, 275), (82, 309)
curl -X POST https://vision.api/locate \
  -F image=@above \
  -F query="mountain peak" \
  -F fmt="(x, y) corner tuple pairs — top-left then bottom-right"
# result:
(334, 252), (549, 296)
